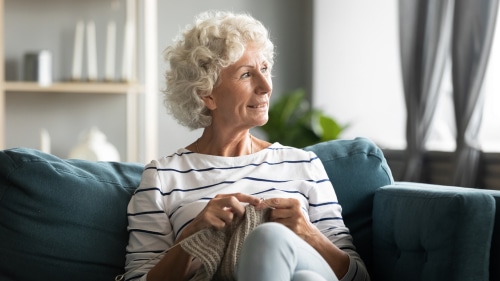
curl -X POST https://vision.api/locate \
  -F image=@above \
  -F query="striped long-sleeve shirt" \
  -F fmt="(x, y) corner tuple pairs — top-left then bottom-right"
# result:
(125, 143), (369, 281)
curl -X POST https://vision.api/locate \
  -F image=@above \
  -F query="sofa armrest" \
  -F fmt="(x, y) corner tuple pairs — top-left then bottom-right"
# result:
(373, 183), (495, 281)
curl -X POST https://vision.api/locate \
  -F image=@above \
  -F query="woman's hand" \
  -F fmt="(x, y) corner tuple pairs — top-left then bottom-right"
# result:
(262, 198), (350, 279)
(262, 198), (320, 240)
(147, 193), (260, 281)
(180, 193), (261, 239)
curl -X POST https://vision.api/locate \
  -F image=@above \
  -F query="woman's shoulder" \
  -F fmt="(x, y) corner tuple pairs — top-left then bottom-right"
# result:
(265, 142), (317, 158)
(146, 147), (194, 168)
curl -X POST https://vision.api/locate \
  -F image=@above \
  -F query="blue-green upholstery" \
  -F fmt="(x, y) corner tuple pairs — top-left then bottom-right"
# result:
(0, 148), (143, 281)
(0, 138), (498, 281)
(304, 137), (394, 272)
(386, 182), (500, 281)
(373, 183), (495, 281)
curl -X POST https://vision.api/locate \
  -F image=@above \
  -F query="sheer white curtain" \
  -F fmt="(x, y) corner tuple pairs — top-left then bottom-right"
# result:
(479, 9), (500, 152)
(428, 4), (500, 154)
(399, 0), (454, 182)
(450, 0), (499, 187)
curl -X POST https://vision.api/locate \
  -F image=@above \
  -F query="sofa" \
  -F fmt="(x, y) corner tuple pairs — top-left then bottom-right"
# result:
(0, 137), (498, 281)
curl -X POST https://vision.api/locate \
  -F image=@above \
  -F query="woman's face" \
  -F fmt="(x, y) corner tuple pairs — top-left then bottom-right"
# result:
(202, 42), (273, 131)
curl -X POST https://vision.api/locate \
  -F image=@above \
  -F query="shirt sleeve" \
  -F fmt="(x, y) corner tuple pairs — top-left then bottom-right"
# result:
(306, 151), (370, 281)
(124, 160), (175, 280)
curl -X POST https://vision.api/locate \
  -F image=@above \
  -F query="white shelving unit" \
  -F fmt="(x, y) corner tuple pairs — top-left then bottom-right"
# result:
(0, 0), (158, 163)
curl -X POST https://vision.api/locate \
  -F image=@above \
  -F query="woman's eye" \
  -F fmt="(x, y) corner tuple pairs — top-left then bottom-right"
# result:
(241, 72), (250, 78)
(261, 67), (268, 73)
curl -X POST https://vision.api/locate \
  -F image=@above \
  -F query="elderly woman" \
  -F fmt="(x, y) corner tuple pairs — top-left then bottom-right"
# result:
(124, 11), (369, 281)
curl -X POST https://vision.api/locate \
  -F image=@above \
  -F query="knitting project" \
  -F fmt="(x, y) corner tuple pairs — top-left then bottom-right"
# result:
(180, 205), (269, 281)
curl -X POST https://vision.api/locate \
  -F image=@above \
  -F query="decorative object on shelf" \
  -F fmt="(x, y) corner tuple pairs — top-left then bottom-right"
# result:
(105, 20), (117, 82)
(121, 0), (137, 82)
(39, 128), (51, 154)
(71, 20), (85, 81)
(259, 88), (347, 148)
(86, 21), (98, 82)
(68, 127), (120, 161)
(72, 19), (116, 82)
(23, 50), (52, 86)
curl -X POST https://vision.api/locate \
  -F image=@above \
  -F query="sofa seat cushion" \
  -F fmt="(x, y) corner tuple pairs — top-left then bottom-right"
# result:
(0, 148), (143, 281)
(373, 183), (496, 281)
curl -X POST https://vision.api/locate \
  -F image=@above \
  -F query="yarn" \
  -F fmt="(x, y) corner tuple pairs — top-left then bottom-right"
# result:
(180, 205), (269, 281)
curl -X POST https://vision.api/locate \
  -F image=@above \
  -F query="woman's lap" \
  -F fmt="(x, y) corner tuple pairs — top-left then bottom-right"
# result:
(235, 222), (339, 281)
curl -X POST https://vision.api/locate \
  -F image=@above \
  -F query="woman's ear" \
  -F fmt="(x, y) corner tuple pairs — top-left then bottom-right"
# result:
(200, 93), (217, 110)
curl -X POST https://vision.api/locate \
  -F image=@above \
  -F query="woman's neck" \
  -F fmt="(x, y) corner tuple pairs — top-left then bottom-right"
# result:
(194, 129), (253, 157)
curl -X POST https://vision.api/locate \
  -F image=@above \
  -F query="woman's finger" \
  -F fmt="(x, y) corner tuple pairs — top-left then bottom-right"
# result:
(213, 193), (260, 217)
(216, 193), (261, 205)
(188, 193), (261, 233)
(265, 198), (302, 224)
(263, 197), (299, 209)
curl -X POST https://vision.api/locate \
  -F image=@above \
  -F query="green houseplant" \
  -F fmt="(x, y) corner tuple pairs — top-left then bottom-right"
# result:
(260, 89), (346, 148)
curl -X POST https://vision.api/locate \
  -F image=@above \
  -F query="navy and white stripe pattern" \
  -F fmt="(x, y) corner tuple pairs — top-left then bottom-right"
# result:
(125, 143), (366, 281)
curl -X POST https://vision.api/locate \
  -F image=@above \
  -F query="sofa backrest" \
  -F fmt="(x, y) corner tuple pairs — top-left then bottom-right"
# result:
(305, 137), (394, 273)
(0, 138), (394, 280)
(0, 148), (143, 281)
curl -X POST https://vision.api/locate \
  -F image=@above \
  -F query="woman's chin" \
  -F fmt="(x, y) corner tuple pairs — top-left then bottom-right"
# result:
(254, 118), (269, 127)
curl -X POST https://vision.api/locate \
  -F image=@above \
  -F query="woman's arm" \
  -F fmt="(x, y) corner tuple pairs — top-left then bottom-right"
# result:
(146, 236), (196, 281)
(262, 151), (369, 281)
(303, 221), (351, 279)
(125, 163), (179, 280)
(135, 192), (261, 281)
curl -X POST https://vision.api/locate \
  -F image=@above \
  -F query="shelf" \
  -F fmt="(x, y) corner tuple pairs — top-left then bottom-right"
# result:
(1, 0), (158, 163)
(4, 81), (144, 94)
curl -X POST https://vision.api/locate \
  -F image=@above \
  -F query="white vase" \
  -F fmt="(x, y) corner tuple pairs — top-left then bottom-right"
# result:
(68, 127), (120, 161)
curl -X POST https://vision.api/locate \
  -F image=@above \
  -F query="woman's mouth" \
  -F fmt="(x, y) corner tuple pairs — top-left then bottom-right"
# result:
(248, 103), (268, 109)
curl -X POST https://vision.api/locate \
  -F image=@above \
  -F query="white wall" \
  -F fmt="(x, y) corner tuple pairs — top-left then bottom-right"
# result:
(312, 0), (406, 149)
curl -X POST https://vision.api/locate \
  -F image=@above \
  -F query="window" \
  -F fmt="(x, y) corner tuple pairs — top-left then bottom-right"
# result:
(314, 0), (500, 152)
(478, 17), (500, 152)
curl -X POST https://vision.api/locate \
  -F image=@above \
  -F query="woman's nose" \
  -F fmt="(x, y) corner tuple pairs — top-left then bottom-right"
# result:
(256, 73), (272, 94)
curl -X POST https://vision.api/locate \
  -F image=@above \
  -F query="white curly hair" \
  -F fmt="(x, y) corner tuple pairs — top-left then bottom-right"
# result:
(163, 10), (275, 130)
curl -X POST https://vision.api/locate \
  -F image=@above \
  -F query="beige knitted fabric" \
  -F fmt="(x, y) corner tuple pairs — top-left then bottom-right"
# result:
(180, 205), (269, 281)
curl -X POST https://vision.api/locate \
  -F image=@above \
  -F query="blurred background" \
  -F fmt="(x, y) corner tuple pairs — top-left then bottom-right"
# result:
(2, 0), (500, 188)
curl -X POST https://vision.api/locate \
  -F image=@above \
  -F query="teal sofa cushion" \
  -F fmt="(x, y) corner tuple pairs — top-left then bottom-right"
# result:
(0, 148), (143, 281)
(304, 137), (394, 273)
(390, 182), (500, 281)
(373, 183), (496, 281)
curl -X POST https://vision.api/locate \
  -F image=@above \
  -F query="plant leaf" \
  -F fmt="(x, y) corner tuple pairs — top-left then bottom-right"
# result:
(319, 115), (344, 141)
(260, 88), (345, 147)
